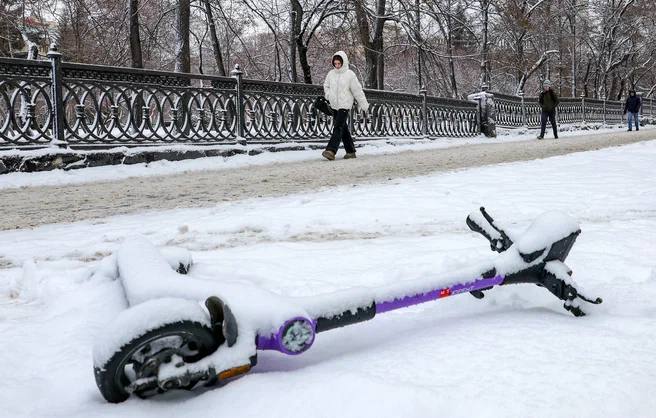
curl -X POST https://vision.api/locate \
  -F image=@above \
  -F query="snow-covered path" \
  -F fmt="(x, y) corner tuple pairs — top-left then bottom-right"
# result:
(0, 128), (653, 230)
(1, 138), (655, 417)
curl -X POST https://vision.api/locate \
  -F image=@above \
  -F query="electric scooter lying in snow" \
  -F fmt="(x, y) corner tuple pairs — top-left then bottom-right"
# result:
(93, 208), (602, 403)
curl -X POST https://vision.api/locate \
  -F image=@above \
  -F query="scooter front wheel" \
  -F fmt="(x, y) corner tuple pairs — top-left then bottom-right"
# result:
(94, 321), (221, 403)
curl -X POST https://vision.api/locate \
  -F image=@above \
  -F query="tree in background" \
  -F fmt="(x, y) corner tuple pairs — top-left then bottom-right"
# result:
(129, 0), (143, 68)
(353, 0), (391, 89)
(6, 0), (655, 99)
(1, 0), (52, 57)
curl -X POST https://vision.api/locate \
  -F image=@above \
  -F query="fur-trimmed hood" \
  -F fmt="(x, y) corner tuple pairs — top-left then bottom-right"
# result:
(332, 51), (349, 73)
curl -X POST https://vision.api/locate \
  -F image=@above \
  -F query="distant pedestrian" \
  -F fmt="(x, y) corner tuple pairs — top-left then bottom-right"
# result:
(537, 80), (559, 140)
(322, 51), (369, 160)
(623, 90), (641, 131)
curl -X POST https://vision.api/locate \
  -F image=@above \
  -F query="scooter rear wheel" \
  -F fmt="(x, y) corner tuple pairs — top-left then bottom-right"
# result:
(94, 321), (221, 403)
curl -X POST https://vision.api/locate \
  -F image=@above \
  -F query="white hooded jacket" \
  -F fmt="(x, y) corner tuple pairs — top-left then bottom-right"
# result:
(323, 51), (369, 112)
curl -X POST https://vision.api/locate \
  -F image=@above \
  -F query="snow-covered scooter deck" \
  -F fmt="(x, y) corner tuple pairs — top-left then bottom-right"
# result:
(93, 208), (602, 403)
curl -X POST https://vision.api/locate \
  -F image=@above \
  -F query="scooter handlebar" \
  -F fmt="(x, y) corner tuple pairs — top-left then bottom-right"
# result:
(466, 207), (513, 252)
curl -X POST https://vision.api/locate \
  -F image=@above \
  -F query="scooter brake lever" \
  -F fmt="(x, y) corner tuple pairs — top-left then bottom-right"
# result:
(577, 293), (603, 304)
(561, 285), (602, 316)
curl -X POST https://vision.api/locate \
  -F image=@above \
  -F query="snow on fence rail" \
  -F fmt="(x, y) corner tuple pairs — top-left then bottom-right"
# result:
(0, 46), (479, 149)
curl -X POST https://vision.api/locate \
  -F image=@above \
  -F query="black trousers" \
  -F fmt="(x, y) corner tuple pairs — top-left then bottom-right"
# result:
(326, 109), (355, 153)
(540, 111), (558, 138)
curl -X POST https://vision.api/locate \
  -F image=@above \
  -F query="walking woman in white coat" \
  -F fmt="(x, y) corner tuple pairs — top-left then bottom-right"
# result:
(322, 51), (369, 160)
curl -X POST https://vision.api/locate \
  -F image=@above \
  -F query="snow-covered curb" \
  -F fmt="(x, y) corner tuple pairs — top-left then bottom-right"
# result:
(2, 123), (655, 190)
(0, 142), (314, 174)
(2, 122), (652, 176)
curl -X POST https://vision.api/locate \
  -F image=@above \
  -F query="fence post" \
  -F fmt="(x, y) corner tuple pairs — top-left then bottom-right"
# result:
(420, 87), (427, 137)
(602, 94), (606, 125)
(580, 93), (586, 124)
(519, 90), (527, 128)
(47, 43), (67, 147)
(231, 64), (245, 139)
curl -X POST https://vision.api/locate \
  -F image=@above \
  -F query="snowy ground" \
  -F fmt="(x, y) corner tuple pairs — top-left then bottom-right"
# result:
(0, 123), (644, 190)
(1, 138), (655, 417)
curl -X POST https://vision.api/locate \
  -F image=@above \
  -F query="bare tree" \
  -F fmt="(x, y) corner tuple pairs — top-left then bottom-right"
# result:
(203, 0), (226, 75)
(477, 0), (492, 88)
(587, 0), (641, 98)
(15, 0), (653, 101)
(420, 0), (475, 98)
(241, 0), (287, 80)
(0, 0), (28, 56)
(290, 0), (346, 84)
(353, 0), (393, 89)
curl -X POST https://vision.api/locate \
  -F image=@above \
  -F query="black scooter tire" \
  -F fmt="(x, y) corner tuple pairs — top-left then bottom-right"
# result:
(94, 321), (221, 403)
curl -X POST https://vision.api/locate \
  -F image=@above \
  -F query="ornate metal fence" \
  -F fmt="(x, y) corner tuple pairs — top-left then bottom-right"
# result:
(4, 45), (653, 149)
(492, 91), (654, 129)
(0, 46), (479, 149)
(61, 63), (239, 146)
(0, 58), (54, 147)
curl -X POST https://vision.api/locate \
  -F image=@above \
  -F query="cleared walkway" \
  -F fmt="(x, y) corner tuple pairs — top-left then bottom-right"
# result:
(1, 129), (654, 230)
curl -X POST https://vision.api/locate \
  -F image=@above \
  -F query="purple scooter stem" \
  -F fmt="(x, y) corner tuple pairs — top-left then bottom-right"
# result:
(376, 275), (504, 314)
(257, 275), (504, 355)
(253, 208), (603, 356)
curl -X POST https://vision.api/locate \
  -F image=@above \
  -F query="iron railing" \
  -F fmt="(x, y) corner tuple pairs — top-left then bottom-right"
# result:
(493, 91), (654, 129)
(2, 46), (653, 149)
(0, 46), (479, 149)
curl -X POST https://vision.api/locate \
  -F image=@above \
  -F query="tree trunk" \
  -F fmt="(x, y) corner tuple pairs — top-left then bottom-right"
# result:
(297, 43), (312, 84)
(373, 0), (386, 89)
(175, 0), (191, 73)
(290, 0), (315, 84)
(363, 51), (377, 89)
(582, 60), (591, 97)
(289, 4), (299, 82)
(516, 40), (524, 88)
(617, 78), (626, 101)
(415, 0), (423, 89)
(204, 0), (226, 76)
(353, 0), (386, 89)
(376, 47), (384, 90)
(445, 8), (458, 98)
(478, 0), (490, 89)
(569, 0), (576, 97)
(174, 0), (191, 136)
(557, 0), (563, 96)
(353, 0), (375, 88)
(128, 0), (143, 68)
(608, 73), (619, 100)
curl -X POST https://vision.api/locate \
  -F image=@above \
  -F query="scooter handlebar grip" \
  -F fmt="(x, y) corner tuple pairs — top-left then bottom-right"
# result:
(466, 208), (509, 253)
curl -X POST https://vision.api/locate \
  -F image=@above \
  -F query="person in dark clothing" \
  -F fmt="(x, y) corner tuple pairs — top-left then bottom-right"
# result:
(623, 90), (641, 131)
(537, 80), (559, 140)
